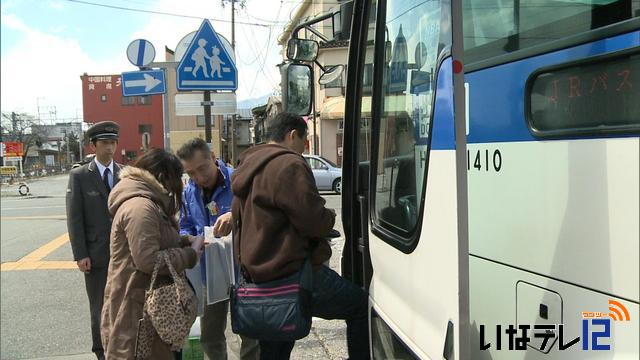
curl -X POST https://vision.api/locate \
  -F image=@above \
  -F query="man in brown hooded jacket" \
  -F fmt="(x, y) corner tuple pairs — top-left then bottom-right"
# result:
(231, 112), (369, 359)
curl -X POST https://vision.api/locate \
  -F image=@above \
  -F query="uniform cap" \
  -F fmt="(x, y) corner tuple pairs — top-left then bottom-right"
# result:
(86, 121), (119, 141)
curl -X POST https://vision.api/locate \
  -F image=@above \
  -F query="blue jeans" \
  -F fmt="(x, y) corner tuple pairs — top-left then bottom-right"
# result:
(259, 266), (369, 360)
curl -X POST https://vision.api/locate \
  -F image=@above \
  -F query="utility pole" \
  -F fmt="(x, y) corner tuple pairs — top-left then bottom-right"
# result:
(62, 129), (70, 165)
(222, 0), (241, 165)
(230, 0), (237, 165)
(36, 97), (43, 122)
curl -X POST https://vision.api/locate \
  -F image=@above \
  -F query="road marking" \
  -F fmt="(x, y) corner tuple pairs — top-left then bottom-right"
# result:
(1, 233), (77, 272)
(1, 261), (77, 271)
(1, 215), (67, 220)
(19, 233), (70, 262)
(1, 205), (65, 210)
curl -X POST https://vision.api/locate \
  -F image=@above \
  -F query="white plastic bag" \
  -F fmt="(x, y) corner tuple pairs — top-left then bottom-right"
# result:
(204, 226), (235, 304)
(185, 262), (204, 317)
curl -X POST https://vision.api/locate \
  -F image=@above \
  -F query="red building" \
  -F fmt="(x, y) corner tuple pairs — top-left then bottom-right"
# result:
(80, 73), (164, 164)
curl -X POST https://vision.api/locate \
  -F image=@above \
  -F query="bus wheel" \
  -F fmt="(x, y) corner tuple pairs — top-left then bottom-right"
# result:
(18, 183), (29, 196)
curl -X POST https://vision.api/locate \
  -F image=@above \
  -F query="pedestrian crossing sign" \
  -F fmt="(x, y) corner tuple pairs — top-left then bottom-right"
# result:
(177, 19), (237, 91)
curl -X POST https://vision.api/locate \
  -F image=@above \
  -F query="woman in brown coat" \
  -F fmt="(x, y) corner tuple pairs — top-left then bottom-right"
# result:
(101, 149), (204, 360)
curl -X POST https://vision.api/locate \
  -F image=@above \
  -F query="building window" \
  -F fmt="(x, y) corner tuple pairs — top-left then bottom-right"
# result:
(196, 115), (215, 128)
(121, 96), (136, 106)
(141, 133), (151, 150)
(100, 95), (107, 102)
(138, 124), (152, 134)
(363, 63), (373, 95)
(138, 96), (151, 105)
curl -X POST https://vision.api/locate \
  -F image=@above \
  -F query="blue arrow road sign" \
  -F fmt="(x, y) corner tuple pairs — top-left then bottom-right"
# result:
(177, 19), (237, 91)
(121, 70), (166, 97)
(127, 39), (156, 67)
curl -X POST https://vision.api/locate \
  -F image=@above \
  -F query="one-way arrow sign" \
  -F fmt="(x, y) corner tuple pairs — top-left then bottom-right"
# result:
(125, 73), (162, 91)
(121, 70), (166, 96)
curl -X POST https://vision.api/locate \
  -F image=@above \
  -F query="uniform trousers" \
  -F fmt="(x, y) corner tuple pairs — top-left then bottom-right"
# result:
(84, 266), (108, 360)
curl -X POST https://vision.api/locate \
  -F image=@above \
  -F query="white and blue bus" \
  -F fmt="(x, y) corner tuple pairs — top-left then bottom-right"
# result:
(283, 0), (639, 358)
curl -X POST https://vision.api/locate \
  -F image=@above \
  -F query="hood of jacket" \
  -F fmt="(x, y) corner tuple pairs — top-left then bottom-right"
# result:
(108, 166), (173, 217)
(231, 144), (298, 198)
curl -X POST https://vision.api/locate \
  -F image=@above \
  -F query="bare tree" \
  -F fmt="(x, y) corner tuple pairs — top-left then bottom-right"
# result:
(1, 111), (48, 167)
(62, 131), (81, 162)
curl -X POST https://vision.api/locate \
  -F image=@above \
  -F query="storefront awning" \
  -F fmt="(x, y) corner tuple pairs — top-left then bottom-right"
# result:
(320, 96), (345, 120)
(319, 95), (411, 120)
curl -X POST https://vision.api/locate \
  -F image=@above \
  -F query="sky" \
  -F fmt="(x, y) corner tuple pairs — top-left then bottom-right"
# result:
(0, 0), (303, 122)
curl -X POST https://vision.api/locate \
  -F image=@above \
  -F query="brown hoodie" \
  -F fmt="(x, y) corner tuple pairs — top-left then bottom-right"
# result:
(231, 144), (336, 283)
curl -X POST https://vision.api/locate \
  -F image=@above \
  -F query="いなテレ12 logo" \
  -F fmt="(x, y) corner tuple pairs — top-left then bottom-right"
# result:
(581, 300), (631, 351)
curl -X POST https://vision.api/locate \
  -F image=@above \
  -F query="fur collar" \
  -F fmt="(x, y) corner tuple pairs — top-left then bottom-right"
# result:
(118, 166), (167, 195)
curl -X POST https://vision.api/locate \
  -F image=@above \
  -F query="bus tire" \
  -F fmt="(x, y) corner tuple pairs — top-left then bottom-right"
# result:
(18, 184), (29, 196)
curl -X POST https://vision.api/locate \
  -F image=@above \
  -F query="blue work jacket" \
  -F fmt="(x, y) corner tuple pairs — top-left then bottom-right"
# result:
(179, 160), (234, 281)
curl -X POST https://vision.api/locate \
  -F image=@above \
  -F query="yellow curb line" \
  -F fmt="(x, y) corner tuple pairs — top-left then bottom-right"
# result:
(19, 233), (70, 262)
(0, 262), (20, 271)
(1, 233), (78, 272)
(1, 215), (67, 220)
(1, 261), (78, 271)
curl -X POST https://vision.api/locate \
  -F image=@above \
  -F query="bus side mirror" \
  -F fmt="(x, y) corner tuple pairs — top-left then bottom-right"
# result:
(286, 38), (319, 62)
(281, 62), (313, 116)
(319, 65), (345, 86)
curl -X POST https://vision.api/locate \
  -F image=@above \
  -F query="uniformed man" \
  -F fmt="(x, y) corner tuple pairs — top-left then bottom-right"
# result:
(66, 121), (121, 360)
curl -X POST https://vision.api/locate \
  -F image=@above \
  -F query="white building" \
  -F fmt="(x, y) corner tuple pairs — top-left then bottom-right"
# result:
(278, 0), (351, 165)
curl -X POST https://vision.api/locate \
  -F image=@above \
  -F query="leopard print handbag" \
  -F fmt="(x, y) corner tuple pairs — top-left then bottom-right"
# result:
(134, 315), (154, 360)
(143, 251), (197, 352)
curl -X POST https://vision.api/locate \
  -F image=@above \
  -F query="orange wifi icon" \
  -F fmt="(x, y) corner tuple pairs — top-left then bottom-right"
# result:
(608, 300), (631, 321)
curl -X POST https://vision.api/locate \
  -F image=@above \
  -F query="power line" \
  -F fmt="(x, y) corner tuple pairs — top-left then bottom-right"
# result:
(241, 25), (278, 93)
(280, 0), (343, 3)
(237, 25), (266, 66)
(243, 1), (284, 97)
(241, 7), (289, 24)
(257, 1), (284, 85)
(65, 0), (273, 27)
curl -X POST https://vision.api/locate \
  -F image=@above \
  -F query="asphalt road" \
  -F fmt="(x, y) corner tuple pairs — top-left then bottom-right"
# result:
(0, 174), (347, 360)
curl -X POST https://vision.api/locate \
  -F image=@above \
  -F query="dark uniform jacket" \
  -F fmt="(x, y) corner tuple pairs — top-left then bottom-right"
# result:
(66, 160), (121, 268)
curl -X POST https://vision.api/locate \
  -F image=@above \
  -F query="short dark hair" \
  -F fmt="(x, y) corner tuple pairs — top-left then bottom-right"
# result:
(132, 149), (184, 214)
(176, 137), (211, 161)
(266, 112), (307, 142)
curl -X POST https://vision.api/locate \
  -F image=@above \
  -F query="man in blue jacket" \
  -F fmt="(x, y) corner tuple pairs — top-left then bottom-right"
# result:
(177, 138), (259, 360)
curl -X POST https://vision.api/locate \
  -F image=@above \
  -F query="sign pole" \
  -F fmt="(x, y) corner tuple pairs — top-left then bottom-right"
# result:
(204, 90), (212, 144)
(163, 89), (171, 150)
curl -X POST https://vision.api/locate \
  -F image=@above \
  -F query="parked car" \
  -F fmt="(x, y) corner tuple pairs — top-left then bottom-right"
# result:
(303, 155), (342, 194)
(71, 154), (96, 169)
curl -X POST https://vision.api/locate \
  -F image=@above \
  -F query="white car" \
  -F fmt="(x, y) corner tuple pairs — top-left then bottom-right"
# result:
(72, 154), (96, 169)
(303, 155), (342, 194)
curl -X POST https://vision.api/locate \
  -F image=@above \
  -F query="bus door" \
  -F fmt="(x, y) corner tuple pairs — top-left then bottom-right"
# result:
(342, 0), (469, 358)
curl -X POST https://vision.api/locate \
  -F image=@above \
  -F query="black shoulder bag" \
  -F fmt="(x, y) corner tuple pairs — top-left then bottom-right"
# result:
(229, 203), (313, 341)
